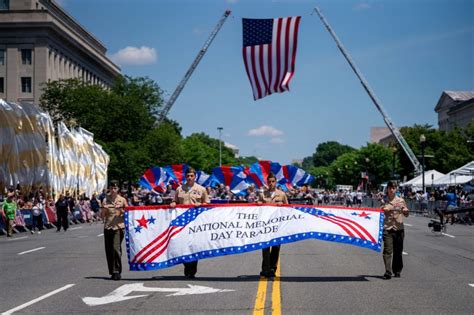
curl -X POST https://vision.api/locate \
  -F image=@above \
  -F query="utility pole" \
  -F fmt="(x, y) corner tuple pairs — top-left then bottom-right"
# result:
(218, 127), (223, 167)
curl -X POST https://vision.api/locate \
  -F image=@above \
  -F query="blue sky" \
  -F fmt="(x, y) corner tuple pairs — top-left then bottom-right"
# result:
(59, 0), (473, 164)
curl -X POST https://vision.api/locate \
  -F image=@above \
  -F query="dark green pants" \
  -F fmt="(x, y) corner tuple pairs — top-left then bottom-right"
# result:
(383, 229), (404, 274)
(104, 228), (124, 275)
(5, 217), (14, 236)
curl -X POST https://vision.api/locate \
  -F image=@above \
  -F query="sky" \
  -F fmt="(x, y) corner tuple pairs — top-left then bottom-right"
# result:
(58, 0), (473, 164)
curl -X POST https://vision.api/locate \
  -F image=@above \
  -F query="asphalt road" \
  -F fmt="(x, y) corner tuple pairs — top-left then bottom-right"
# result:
(1, 215), (473, 314)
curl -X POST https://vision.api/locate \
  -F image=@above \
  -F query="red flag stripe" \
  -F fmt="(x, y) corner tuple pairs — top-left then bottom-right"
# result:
(144, 226), (185, 263)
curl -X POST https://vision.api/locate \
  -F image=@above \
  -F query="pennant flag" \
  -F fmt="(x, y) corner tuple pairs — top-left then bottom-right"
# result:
(212, 166), (250, 196)
(125, 204), (383, 271)
(139, 167), (169, 193)
(244, 160), (272, 188)
(242, 16), (301, 100)
(282, 165), (315, 187)
(270, 161), (291, 191)
(195, 170), (217, 187)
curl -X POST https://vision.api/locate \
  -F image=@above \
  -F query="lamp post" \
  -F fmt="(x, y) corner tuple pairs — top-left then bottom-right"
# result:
(217, 127), (223, 167)
(420, 134), (426, 193)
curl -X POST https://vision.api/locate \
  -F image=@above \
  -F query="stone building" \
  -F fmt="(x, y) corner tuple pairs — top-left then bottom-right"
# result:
(0, 0), (120, 104)
(434, 91), (474, 131)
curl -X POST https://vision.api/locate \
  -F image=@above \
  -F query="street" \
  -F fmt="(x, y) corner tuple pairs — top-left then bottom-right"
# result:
(1, 215), (473, 314)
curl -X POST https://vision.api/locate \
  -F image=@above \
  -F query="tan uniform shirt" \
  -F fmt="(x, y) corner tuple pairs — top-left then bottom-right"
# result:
(382, 196), (409, 231)
(175, 183), (209, 205)
(102, 194), (128, 230)
(258, 188), (289, 204)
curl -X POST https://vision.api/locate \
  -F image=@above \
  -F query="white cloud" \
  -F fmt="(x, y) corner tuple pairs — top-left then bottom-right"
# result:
(354, 2), (371, 10)
(109, 46), (157, 66)
(224, 142), (239, 151)
(270, 137), (285, 144)
(247, 125), (283, 137)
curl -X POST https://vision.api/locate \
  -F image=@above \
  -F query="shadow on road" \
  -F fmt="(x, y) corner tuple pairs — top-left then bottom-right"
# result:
(85, 275), (373, 282)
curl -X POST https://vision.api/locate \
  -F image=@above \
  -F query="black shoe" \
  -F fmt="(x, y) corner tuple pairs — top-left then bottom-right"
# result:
(394, 272), (401, 278)
(185, 274), (195, 279)
(260, 271), (275, 279)
(111, 273), (121, 280)
(56, 229), (60, 232)
(383, 272), (392, 280)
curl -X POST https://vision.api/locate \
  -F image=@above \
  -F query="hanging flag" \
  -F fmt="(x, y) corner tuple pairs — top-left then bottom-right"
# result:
(242, 16), (301, 100)
(125, 204), (383, 271)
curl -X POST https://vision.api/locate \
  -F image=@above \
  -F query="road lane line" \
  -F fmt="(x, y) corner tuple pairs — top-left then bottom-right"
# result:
(97, 233), (104, 237)
(468, 284), (474, 288)
(271, 260), (281, 315)
(70, 227), (83, 230)
(402, 251), (408, 255)
(1, 284), (75, 315)
(404, 223), (413, 227)
(8, 236), (28, 241)
(253, 274), (268, 314)
(17, 247), (45, 255)
(442, 233), (455, 238)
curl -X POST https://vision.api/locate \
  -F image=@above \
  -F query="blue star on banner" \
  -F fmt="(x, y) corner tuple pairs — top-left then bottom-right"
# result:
(148, 216), (156, 224)
(135, 226), (142, 233)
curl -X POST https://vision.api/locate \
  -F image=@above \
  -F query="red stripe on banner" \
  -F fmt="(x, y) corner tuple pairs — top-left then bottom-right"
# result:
(285, 16), (300, 88)
(273, 18), (282, 93)
(125, 204), (383, 212)
(318, 216), (356, 238)
(259, 45), (269, 97)
(250, 46), (262, 100)
(144, 226), (185, 263)
(131, 227), (172, 263)
(333, 216), (377, 243)
(321, 215), (366, 240)
(136, 226), (179, 263)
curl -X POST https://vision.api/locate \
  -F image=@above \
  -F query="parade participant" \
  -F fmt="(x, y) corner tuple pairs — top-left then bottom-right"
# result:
(258, 172), (288, 278)
(55, 194), (69, 232)
(381, 181), (409, 280)
(100, 181), (128, 280)
(1, 192), (17, 237)
(170, 167), (209, 279)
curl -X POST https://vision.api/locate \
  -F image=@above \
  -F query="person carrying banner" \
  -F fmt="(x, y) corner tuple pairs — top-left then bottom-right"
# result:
(100, 181), (128, 280)
(1, 192), (17, 237)
(381, 180), (409, 280)
(170, 167), (209, 279)
(258, 172), (289, 278)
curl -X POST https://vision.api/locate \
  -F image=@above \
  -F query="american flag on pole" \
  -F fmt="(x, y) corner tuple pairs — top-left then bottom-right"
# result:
(242, 16), (301, 100)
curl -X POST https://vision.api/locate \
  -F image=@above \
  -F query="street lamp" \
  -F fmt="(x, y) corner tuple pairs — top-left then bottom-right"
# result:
(420, 134), (426, 193)
(217, 127), (223, 167)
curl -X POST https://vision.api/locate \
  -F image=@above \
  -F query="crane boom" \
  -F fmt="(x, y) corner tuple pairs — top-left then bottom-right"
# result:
(313, 7), (422, 174)
(157, 10), (231, 123)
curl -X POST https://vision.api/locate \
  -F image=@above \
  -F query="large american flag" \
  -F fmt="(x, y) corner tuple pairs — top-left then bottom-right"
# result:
(242, 17), (301, 100)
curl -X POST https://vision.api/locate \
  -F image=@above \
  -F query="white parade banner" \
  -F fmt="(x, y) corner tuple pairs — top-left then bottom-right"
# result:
(125, 203), (383, 271)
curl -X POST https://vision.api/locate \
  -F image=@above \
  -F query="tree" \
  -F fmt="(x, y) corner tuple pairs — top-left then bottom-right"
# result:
(236, 156), (259, 167)
(312, 141), (355, 167)
(306, 166), (333, 188)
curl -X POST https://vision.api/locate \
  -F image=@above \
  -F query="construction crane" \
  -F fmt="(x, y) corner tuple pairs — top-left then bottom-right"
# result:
(313, 7), (422, 174)
(157, 10), (232, 124)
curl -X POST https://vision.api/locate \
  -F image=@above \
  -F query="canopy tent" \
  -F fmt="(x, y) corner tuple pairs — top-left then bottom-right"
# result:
(400, 170), (445, 188)
(433, 161), (474, 186)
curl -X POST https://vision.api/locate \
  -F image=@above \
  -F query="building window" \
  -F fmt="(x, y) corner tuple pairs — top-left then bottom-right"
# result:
(21, 49), (32, 65)
(0, 77), (4, 93)
(0, 0), (9, 10)
(21, 77), (32, 93)
(0, 49), (4, 65)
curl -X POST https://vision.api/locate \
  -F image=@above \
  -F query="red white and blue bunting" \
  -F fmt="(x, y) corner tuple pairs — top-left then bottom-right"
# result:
(125, 204), (383, 271)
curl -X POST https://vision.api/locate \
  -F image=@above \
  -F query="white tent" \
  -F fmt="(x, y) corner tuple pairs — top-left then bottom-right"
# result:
(400, 170), (445, 188)
(433, 161), (474, 186)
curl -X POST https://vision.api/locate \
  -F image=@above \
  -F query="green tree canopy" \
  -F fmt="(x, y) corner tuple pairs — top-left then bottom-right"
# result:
(311, 141), (355, 167)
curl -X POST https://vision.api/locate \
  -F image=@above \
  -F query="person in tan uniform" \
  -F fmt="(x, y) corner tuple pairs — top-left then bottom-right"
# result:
(381, 180), (409, 280)
(170, 167), (209, 279)
(100, 182), (128, 280)
(258, 172), (288, 278)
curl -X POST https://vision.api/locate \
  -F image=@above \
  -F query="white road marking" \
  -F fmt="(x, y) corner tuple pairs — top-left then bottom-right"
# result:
(82, 283), (234, 306)
(97, 233), (104, 237)
(442, 233), (455, 238)
(18, 247), (45, 255)
(404, 223), (413, 227)
(8, 236), (28, 241)
(402, 251), (408, 255)
(70, 227), (83, 230)
(469, 284), (474, 288)
(1, 284), (75, 314)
